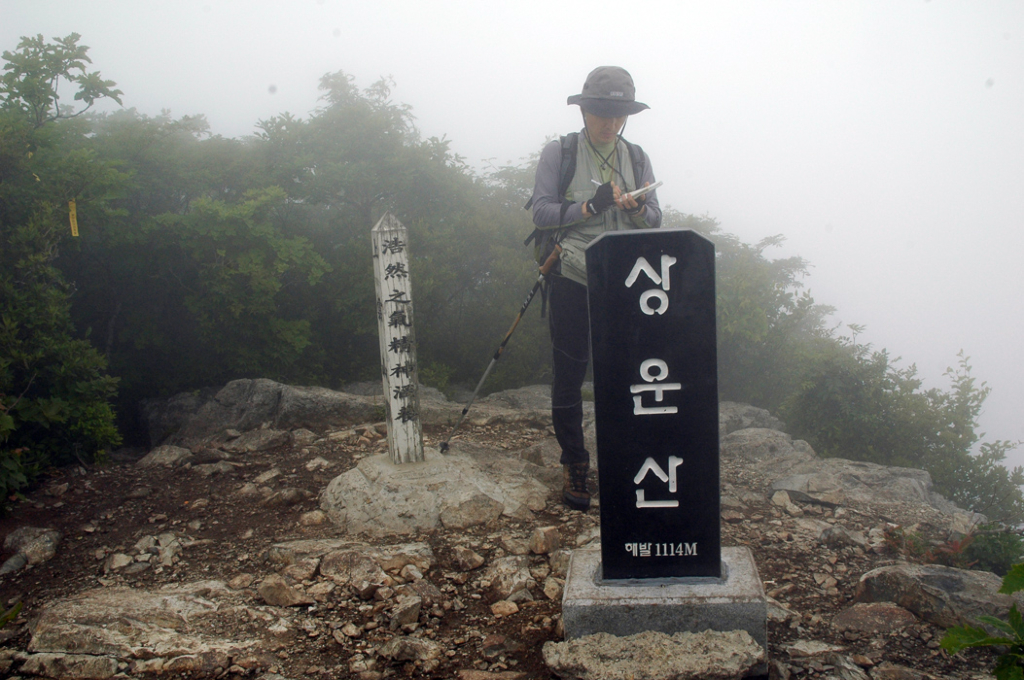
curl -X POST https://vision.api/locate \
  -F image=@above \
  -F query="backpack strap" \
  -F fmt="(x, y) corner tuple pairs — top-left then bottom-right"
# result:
(624, 140), (647, 191)
(523, 133), (580, 246)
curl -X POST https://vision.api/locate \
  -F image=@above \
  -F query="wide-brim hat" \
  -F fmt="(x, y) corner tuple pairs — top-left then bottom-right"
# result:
(567, 65), (650, 117)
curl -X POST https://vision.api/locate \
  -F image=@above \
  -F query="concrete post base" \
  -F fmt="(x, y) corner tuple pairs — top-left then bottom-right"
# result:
(562, 546), (768, 666)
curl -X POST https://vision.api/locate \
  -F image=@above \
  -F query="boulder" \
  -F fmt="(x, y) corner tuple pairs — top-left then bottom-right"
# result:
(719, 428), (815, 471)
(320, 448), (548, 536)
(4, 526), (61, 566)
(719, 401), (785, 436)
(136, 445), (194, 468)
(831, 602), (918, 634)
(257, 574), (313, 607)
(143, 379), (381, 446)
(542, 629), (764, 680)
(856, 563), (1024, 628)
(27, 581), (259, 666)
(220, 429), (291, 453)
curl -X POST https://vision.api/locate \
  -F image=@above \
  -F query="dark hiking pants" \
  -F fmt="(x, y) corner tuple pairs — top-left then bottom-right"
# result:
(548, 275), (590, 466)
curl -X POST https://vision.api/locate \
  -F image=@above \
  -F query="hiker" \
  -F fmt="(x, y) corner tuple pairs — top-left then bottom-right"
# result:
(528, 65), (662, 511)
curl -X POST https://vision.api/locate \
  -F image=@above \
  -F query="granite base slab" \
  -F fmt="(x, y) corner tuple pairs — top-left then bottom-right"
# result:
(562, 546), (768, 654)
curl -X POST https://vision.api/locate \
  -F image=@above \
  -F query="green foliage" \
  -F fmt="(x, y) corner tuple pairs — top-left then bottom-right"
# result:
(941, 563), (1024, 680)
(783, 346), (1024, 523)
(964, 527), (1024, 577)
(1, 33), (122, 128)
(0, 34), (123, 502)
(0, 601), (22, 629)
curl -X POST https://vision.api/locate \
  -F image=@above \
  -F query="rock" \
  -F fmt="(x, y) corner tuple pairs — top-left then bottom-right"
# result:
(458, 671), (527, 680)
(440, 493), (504, 530)
(299, 510), (328, 526)
(378, 635), (442, 662)
(307, 581), (336, 602)
(263, 487), (313, 507)
(305, 456), (332, 471)
(0, 552), (28, 575)
(19, 652), (119, 679)
(831, 602), (918, 634)
(722, 509), (745, 523)
(822, 654), (870, 680)
(542, 577), (563, 601)
(785, 640), (846, 657)
(773, 458), (981, 517)
(480, 633), (523, 660)
(140, 389), (211, 447)
(257, 573), (314, 606)
(549, 550), (572, 578)
(221, 429), (291, 453)
(870, 662), (930, 680)
(529, 526), (561, 555)
(856, 563), (1024, 628)
(490, 600), (518, 617)
(499, 535), (530, 556)
(542, 629), (764, 680)
(719, 401), (785, 435)
(281, 557), (320, 582)
(766, 596), (797, 622)
(227, 574), (254, 589)
(397, 580), (446, 609)
(144, 379), (382, 446)
(483, 556), (535, 601)
(292, 428), (318, 446)
(254, 468), (282, 484)
(819, 524), (869, 548)
(192, 461), (236, 477)
(319, 550), (388, 590)
(389, 595), (422, 629)
(137, 445), (194, 468)
(771, 490), (803, 516)
(4, 526), (61, 566)
(321, 449), (548, 536)
(720, 429), (815, 470)
(104, 553), (133, 571)
(452, 546), (485, 571)
(27, 581), (260, 666)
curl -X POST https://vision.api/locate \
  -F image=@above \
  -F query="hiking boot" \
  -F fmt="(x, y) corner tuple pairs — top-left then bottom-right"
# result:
(562, 462), (591, 511)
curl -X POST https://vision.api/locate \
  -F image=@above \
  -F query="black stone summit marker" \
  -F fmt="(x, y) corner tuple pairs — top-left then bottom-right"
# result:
(586, 228), (720, 580)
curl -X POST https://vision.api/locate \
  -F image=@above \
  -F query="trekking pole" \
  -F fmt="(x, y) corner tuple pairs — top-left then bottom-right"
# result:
(439, 243), (562, 453)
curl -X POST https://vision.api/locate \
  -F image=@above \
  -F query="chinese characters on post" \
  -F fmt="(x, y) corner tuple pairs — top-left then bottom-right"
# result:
(586, 229), (720, 580)
(372, 213), (424, 465)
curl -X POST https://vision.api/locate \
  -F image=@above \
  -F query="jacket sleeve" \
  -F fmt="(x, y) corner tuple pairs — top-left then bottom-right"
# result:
(628, 149), (662, 229)
(531, 140), (585, 228)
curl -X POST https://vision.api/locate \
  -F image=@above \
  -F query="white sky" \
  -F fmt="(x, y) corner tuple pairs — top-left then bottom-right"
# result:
(4, 0), (1023, 468)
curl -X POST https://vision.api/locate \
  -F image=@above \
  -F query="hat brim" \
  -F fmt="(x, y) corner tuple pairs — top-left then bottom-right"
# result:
(568, 95), (650, 117)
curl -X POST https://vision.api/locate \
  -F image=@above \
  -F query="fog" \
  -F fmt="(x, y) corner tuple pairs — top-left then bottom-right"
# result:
(3, 1), (1022, 467)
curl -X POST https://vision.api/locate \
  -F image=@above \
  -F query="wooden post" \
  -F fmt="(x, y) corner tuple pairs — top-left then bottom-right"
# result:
(372, 213), (424, 464)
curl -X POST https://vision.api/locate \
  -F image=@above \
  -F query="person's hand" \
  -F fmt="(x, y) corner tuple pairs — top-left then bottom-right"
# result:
(586, 182), (615, 216)
(616, 182), (647, 216)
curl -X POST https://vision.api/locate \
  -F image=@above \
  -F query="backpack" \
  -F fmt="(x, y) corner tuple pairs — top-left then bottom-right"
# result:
(522, 132), (648, 260)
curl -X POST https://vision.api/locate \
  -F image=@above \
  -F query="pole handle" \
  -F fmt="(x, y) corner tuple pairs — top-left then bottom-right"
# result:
(539, 243), (563, 277)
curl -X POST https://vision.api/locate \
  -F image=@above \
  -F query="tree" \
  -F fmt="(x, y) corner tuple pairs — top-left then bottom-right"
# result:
(0, 34), (123, 500)
(1, 33), (122, 128)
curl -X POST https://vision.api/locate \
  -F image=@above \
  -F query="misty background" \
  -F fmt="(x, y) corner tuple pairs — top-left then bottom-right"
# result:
(3, 0), (1021, 466)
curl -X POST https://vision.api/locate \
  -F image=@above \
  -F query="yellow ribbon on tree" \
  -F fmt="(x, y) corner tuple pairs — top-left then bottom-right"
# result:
(69, 199), (79, 237)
